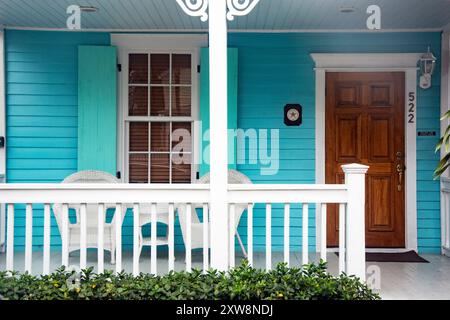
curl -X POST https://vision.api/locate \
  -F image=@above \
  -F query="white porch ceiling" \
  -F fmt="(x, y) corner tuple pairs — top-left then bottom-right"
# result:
(0, 0), (450, 31)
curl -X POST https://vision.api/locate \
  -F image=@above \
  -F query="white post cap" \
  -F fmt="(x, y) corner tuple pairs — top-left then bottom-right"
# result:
(341, 163), (369, 174)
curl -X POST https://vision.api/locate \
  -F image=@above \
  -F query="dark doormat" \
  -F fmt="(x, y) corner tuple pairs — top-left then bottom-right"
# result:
(335, 250), (429, 263)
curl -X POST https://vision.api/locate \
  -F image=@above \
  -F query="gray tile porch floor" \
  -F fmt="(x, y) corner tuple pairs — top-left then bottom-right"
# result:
(1, 250), (450, 300)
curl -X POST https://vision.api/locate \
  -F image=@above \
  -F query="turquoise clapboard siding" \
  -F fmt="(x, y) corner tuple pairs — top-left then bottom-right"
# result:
(4, 30), (443, 254)
(5, 30), (111, 250)
(199, 48), (238, 176)
(78, 46), (117, 175)
(228, 32), (442, 253)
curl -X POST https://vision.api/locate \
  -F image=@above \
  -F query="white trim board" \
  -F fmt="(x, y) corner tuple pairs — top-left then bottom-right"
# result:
(4, 26), (445, 33)
(0, 27), (5, 176)
(0, 27), (5, 251)
(111, 34), (208, 50)
(312, 53), (422, 69)
(440, 32), (450, 254)
(311, 53), (422, 252)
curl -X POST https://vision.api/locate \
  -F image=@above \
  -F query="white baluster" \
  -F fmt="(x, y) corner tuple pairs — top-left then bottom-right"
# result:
(80, 203), (87, 270)
(284, 203), (290, 266)
(186, 203), (192, 272)
(302, 203), (308, 265)
(320, 203), (327, 262)
(339, 203), (346, 274)
(6, 204), (14, 271)
(43, 204), (51, 275)
(61, 204), (69, 267)
(168, 203), (175, 272)
(247, 204), (253, 267)
(229, 203), (236, 268)
(150, 203), (157, 275)
(24, 204), (33, 273)
(133, 204), (140, 276)
(266, 203), (272, 271)
(115, 204), (122, 274)
(97, 203), (105, 273)
(203, 203), (209, 271)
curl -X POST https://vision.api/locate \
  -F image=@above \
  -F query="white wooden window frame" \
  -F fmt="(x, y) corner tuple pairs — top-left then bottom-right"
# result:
(123, 50), (197, 184)
(311, 53), (422, 252)
(112, 34), (207, 184)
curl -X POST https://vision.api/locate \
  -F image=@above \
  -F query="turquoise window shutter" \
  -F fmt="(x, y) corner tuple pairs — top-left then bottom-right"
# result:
(199, 48), (238, 177)
(77, 46), (117, 175)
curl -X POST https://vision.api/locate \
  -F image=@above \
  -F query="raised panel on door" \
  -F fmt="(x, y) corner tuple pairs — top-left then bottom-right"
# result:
(367, 82), (395, 107)
(335, 82), (363, 107)
(368, 174), (395, 232)
(335, 114), (361, 163)
(368, 115), (394, 163)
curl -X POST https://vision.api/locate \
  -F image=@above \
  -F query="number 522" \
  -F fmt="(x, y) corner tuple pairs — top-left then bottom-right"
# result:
(408, 92), (415, 124)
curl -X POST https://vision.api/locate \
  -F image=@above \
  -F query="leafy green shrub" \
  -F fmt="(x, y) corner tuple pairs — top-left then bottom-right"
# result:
(0, 261), (379, 300)
(434, 108), (450, 179)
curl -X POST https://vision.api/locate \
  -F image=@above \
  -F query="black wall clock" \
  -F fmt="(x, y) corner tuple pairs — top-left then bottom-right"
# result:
(284, 104), (302, 126)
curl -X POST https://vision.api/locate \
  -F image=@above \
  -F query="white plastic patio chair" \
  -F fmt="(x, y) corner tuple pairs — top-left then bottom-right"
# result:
(177, 169), (253, 258)
(52, 170), (125, 264)
(137, 204), (171, 260)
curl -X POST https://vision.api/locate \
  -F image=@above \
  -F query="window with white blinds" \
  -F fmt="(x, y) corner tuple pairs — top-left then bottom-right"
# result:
(125, 52), (194, 184)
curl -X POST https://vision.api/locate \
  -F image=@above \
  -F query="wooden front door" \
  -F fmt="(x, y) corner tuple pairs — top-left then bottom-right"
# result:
(325, 72), (405, 248)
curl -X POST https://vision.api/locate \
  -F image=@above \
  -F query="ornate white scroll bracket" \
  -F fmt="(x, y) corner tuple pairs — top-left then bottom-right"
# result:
(226, 0), (260, 21)
(176, 0), (209, 22)
(176, 0), (260, 22)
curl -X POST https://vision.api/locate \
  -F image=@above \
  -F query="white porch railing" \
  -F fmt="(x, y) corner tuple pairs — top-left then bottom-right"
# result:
(0, 164), (368, 280)
(228, 164), (368, 279)
(0, 184), (210, 276)
(441, 177), (450, 256)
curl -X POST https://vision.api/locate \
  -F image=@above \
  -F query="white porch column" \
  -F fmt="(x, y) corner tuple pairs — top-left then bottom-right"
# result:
(208, 0), (229, 270)
(342, 163), (369, 281)
(176, 0), (260, 271)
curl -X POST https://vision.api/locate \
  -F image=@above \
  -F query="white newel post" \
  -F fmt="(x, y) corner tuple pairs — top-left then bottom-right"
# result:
(209, 0), (229, 270)
(342, 163), (369, 281)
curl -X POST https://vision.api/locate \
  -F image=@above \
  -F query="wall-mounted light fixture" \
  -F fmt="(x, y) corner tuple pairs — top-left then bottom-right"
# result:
(419, 46), (436, 89)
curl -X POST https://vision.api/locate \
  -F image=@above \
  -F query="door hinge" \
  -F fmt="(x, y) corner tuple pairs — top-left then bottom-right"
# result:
(0, 137), (4, 148)
(196, 171), (200, 180)
(116, 171), (121, 179)
(117, 64), (122, 72)
(197, 65), (201, 73)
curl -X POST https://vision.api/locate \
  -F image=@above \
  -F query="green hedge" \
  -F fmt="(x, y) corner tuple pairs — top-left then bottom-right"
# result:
(0, 262), (379, 300)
